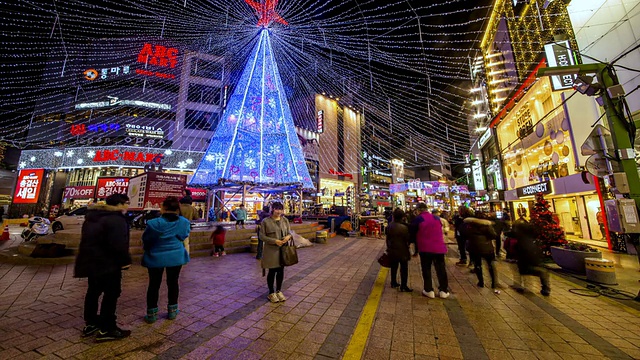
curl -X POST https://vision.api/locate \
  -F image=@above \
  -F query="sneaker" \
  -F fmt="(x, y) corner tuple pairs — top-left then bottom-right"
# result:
(275, 291), (286, 302)
(96, 327), (131, 342)
(82, 324), (99, 337)
(221, 251), (227, 256)
(439, 291), (450, 299)
(214, 253), (219, 257)
(267, 293), (280, 303)
(422, 290), (435, 298)
(455, 260), (467, 266)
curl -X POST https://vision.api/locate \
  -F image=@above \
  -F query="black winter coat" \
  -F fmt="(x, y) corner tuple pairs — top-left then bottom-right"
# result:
(461, 217), (496, 256)
(74, 204), (132, 278)
(507, 220), (543, 271)
(386, 221), (411, 262)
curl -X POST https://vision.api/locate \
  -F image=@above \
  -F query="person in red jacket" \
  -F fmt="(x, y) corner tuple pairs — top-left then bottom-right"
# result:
(210, 225), (226, 257)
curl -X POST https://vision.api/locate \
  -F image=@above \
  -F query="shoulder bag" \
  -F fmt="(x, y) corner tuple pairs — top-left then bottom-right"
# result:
(280, 238), (299, 266)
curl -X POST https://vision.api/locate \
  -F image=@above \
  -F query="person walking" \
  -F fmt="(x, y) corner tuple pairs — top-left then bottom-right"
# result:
(506, 219), (551, 296)
(461, 212), (500, 292)
(259, 202), (291, 303)
(235, 204), (247, 229)
(74, 194), (132, 341)
(386, 209), (412, 292)
(410, 203), (449, 299)
(453, 206), (469, 266)
(210, 225), (226, 257)
(491, 213), (506, 258)
(179, 192), (198, 254)
(141, 197), (191, 323)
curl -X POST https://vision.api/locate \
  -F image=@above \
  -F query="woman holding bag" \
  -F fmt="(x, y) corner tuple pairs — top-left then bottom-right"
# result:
(259, 202), (292, 303)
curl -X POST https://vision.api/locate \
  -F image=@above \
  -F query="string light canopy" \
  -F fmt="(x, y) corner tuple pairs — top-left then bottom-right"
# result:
(0, 0), (566, 171)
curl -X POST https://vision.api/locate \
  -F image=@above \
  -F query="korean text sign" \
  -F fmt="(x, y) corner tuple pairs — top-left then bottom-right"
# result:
(95, 177), (130, 198)
(14, 169), (44, 204)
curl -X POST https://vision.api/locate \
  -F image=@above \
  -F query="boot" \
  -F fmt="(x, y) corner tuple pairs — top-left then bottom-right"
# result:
(168, 304), (179, 320)
(144, 308), (158, 324)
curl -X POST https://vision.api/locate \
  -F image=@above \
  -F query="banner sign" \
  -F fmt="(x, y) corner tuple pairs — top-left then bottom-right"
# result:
(128, 173), (187, 210)
(63, 186), (95, 199)
(96, 177), (130, 198)
(14, 169), (44, 204)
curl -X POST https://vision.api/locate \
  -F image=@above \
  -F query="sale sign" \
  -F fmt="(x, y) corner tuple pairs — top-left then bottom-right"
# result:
(63, 186), (95, 199)
(14, 169), (44, 204)
(95, 177), (129, 198)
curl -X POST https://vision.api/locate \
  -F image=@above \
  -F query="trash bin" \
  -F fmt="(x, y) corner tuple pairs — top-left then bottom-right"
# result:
(250, 236), (259, 253)
(316, 230), (328, 244)
(585, 257), (617, 285)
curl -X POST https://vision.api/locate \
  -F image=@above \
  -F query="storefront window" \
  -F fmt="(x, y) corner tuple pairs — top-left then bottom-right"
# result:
(498, 78), (576, 190)
(553, 197), (582, 237)
(584, 194), (605, 241)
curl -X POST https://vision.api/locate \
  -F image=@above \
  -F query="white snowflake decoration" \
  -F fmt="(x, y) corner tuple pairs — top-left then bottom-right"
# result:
(205, 154), (215, 162)
(244, 157), (256, 169)
(177, 161), (187, 169)
(269, 145), (281, 155)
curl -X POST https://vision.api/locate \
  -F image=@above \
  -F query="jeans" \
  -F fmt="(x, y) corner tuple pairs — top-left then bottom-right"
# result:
(472, 253), (498, 288)
(84, 271), (122, 331)
(147, 266), (182, 309)
(456, 237), (467, 261)
(418, 253), (448, 292)
(390, 259), (409, 287)
(267, 267), (284, 293)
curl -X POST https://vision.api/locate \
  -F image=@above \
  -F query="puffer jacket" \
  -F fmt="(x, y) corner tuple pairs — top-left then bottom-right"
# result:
(386, 221), (411, 262)
(461, 217), (496, 256)
(410, 211), (447, 254)
(142, 213), (191, 268)
(74, 204), (131, 278)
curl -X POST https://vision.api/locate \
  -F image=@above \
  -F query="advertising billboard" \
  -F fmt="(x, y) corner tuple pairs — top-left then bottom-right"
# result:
(95, 177), (130, 199)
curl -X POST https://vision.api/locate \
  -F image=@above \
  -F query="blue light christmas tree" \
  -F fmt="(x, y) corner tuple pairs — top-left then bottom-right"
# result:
(190, 29), (314, 189)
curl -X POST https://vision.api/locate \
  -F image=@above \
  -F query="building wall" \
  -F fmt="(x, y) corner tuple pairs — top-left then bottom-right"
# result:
(568, 0), (640, 114)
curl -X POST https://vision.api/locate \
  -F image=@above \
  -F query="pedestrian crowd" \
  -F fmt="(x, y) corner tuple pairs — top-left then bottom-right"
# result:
(385, 203), (551, 299)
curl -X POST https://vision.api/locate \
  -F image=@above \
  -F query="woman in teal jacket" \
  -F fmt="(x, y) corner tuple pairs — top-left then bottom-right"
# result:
(142, 197), (191, 323)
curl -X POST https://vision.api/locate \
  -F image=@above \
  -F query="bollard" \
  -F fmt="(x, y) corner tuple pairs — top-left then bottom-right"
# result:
(315, 230), (327, 244)
(585, 258), (617, 285)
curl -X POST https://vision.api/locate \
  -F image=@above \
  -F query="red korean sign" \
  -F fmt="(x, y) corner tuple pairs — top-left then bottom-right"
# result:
(136, 43), (179, 80)
(93, 149), (163, 163)
(14, 169), (44, 204)
(187, 188), (207, 202)
(95, 177), (129, 198)
(63, 186), (95, 199)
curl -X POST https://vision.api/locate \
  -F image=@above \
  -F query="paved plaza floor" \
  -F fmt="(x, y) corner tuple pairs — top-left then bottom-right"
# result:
(1, 235), (640, 359)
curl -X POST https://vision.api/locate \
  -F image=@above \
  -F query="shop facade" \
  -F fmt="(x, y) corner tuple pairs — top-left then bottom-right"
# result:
(495, 75), (605, 241)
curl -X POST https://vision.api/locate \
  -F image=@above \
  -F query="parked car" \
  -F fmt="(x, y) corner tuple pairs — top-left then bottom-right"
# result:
(52, 206), (88, 232)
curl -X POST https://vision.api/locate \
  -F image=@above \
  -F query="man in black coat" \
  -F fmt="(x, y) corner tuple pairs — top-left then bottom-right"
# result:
(508, 220), (551, 296)
(74, 194), (132, 341)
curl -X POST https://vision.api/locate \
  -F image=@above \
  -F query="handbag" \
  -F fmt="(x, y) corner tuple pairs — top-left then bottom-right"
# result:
(280, 238), (299, 266)
(377, 252), (391, 268)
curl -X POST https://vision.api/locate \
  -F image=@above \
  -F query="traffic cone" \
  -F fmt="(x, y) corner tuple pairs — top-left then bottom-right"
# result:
(1, 225), (9, 241)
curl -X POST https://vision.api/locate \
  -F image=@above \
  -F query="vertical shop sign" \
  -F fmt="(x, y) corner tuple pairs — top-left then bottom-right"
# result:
(95, 177), (130, 198)
(14, 169), (44, 204)
(316, 110), (324, 133)
(544, 40), (577, 91)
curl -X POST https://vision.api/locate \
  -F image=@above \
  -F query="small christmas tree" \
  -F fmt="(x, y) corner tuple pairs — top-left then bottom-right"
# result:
(530, 192), (566, 256)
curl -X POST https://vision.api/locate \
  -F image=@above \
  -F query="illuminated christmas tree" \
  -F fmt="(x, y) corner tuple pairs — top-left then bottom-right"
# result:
(190, 29), (313, 189)
(530, 193), (567, 256)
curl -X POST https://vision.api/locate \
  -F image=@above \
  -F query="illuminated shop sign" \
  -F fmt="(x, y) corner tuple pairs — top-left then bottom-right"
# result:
(478, 128), (492, 148)
(136, 43), (179, 80)
(63, 186), (95, 199)
(544, 40), (577, 91)
(75, 98), (171, 110)
(125, 124), (165, 139)
(14, 169), (44, 204)
(515, 104), (533, 139)
(329, 168), (353, 179)
(516, 180), (552, 197)
(92, 149), (164, 163)
(70, 123), (121, 136)
(84, 66), (131, 81)
(316, 110), (324, 133)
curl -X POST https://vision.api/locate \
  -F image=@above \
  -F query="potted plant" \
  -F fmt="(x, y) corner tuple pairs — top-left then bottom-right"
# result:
(550, 241), (602, 274)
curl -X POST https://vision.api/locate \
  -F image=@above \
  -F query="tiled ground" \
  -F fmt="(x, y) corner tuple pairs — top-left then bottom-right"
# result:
(0, 235), (639, 360)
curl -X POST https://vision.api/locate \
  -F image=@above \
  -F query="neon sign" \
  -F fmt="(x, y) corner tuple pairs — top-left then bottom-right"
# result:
(93, 149), (163, 163)
(137, 43), (178, 68)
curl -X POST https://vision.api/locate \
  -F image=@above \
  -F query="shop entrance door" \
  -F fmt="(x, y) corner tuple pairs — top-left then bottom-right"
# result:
(584, 194), (605, 241)
(553, 198), (582, 237)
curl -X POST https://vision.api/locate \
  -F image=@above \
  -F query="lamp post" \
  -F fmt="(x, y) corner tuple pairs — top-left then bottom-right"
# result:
(538, 64), (640, 209)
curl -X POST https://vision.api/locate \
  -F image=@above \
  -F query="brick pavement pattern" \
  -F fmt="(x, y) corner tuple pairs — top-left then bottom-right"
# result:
(0, 236), (639, 359)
